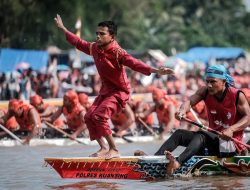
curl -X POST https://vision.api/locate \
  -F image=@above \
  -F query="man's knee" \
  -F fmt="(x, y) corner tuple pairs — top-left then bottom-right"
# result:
(193, 132), (205, 141)
(173, 129), (187, 135)
(86, 112), (105, 125)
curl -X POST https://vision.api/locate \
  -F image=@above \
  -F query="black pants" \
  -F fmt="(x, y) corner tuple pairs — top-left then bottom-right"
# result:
(154, 129), (220, 165)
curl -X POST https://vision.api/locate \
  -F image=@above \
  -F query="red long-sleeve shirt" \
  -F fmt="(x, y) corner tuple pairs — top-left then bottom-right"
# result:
(65, 31), (151, 99)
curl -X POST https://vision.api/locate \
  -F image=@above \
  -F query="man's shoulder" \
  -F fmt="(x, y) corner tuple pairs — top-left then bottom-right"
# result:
(196, 86), (208, 96)
(228, 86), (240, 93)
(110, 41), (127, 55)
(110, 44), (126, 55)
(116, 48), (127, 58)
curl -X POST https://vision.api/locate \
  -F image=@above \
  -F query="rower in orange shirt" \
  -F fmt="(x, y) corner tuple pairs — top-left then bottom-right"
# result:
(78, 93), (91, 111)
(136, 87), (178, 137)
(49, 90), (88, 139)
(0, 99), (41, 144)
(111, 103), (136, 137)
(30, 94), (65, 137)
(134, 100), (154, 135)
(0, 108), (19, 138)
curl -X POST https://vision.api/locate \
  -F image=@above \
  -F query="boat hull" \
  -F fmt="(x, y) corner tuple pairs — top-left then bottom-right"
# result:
(44, 155), (250, 180)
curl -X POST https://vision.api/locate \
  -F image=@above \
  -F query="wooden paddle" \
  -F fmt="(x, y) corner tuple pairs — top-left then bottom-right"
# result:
(0, 124), (24, 145)
(180, 116), (250, 150)
(138, 117), (158, 137)
(190, 108), (203, 125)
(44, 121), (86, 145)
(121, 136), (133, 143)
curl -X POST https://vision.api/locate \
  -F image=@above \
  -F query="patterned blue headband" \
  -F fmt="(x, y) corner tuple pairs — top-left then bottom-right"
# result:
(205, 65), (234, 87)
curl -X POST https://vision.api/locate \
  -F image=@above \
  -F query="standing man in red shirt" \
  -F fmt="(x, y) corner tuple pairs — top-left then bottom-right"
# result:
(54, 14), (174, 159)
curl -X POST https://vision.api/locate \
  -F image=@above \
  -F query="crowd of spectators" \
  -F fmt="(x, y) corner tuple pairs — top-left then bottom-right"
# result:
(0, 54), (249, 102)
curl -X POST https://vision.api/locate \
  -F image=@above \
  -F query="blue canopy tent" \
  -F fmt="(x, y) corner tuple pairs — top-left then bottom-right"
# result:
(176, 47), (245, 64)
(0, 48), (49, 72)
(69, 49), (93, 62)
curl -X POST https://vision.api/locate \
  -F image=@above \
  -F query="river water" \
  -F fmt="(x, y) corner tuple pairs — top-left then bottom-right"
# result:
(1, 141), (250, 190)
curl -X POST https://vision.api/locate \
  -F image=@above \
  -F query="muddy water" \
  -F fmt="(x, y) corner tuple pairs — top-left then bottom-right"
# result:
(1, 141), (250, 190)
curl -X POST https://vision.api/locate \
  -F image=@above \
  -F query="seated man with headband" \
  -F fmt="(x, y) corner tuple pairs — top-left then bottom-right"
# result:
(135, 65), (250, 175)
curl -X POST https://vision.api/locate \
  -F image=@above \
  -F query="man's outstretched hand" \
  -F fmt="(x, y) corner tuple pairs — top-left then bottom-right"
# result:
(54, 14), (67, 32)
(158, 67), (175, 75)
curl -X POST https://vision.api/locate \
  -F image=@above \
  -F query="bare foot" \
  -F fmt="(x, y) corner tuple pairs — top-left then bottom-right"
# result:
(134, 150), (147, 156)
(164, 151), (180, 175)
(104, 149), (120, 160)
(89, 147), (108, 157)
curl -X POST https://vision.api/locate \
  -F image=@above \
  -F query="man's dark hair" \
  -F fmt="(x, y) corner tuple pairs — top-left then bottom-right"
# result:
(98, 21), (117, 36)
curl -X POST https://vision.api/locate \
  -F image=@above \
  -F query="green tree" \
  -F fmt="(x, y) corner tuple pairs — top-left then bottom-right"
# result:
(1, 0), (250, 53)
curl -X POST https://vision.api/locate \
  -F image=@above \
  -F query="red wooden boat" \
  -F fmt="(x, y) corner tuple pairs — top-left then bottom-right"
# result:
(44, 155), (250, 180)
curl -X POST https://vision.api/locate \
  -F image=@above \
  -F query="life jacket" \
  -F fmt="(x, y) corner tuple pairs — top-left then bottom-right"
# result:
(111, 110), (128, 129)
(135, 101), (154, 126)
(63, 103), (84, 130)
(156, 96), (178, 127)
(15, 104), (35, 131)
(0, 108), (19, 131)
(36, 103), (49, 114)
(53, 117), (65, 129)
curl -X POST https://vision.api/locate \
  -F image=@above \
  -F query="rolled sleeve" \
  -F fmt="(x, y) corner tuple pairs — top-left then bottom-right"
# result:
(120, 53), (151, 76)
(65, 31), (91, 55)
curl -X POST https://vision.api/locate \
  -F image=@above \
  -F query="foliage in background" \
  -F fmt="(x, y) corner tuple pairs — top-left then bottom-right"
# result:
(1, 0), (250, 54)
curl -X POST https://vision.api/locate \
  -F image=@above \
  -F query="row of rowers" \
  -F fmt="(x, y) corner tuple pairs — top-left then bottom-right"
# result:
(1, 87), (250, 144)
(0, 90), (90, 144)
